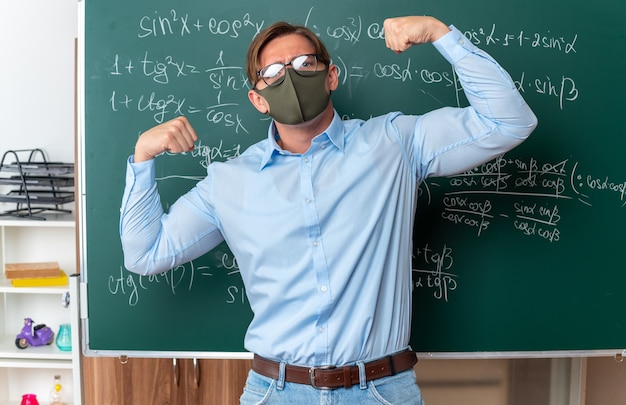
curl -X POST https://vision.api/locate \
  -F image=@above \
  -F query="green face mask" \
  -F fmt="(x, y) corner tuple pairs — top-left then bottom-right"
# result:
(255, 68), (330, 125)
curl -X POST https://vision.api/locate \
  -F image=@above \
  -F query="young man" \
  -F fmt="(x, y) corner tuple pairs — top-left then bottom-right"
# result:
(120, 15), (537, 404)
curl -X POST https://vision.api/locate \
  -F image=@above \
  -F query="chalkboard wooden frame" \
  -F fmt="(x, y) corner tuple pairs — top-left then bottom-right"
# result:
(79, 0), (626, 358)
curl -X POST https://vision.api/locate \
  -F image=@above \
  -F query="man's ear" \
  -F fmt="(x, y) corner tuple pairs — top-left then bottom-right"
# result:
(327, 65), (339, 92)
(248, 89), (269, 114)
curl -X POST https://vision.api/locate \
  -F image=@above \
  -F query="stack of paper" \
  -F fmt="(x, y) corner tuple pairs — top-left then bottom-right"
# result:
(4, 261), (68, 287)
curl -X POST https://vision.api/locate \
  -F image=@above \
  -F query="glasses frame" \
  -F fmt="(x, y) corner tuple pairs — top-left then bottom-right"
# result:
(256, 54), (320, 88)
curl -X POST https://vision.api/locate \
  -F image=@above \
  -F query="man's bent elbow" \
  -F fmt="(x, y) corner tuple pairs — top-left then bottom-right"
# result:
(507, 104), (538, 142)
(122, 249), (166, 277)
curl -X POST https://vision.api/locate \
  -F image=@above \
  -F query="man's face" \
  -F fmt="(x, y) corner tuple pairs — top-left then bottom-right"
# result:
(247, 33), (338, 125)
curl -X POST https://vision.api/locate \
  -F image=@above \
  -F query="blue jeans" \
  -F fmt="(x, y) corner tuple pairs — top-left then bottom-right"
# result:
(239, 368), (424, 405)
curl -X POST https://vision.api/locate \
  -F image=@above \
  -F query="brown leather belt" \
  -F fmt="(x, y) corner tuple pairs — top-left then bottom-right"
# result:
(252, 349), (418, 389)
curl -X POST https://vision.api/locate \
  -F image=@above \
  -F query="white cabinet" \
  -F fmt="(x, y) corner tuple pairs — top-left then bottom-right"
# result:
(0, 214), (80, 404)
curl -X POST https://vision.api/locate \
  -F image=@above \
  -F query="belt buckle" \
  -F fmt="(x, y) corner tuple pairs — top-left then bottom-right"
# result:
(309, 365), (337, 390)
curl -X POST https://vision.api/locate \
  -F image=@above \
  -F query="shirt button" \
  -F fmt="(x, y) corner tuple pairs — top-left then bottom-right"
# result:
(304, 158), (309, 163)
(305, 198), (312, 204)
(321, 285), (328, 292)
(318, 327), (325, 334)
(313, 241), (319, 247)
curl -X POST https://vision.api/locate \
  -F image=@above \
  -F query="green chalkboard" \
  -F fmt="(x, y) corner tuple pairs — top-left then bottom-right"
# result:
(82, 0), (626, 356)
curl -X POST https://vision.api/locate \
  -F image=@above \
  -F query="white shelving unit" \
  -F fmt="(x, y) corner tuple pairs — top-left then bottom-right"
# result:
(0, 214), (80, 404)
(1, 0), (79, 401)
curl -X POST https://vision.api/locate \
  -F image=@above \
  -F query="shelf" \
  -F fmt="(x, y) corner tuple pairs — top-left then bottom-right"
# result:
(1, 218), (77, 280)
(6, 401), (75, 405)
(0, 357), (74, 369)
(0, 333), (72, 364)
(0, 213), (75, 227)
(0, 275), (69, 294)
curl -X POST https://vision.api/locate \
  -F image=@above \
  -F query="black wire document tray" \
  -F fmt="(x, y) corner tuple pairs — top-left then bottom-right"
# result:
(0, 149), (75, 219)
(0, 175), (75, 187)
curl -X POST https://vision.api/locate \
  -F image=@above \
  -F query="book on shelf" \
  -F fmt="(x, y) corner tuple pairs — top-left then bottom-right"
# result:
(4, 261), (63, 279)
(10, 270), (68, 287)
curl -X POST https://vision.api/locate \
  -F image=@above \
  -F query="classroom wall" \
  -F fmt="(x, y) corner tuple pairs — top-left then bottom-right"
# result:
(0, 0), (77, 163)
(0, 0), (77, 212)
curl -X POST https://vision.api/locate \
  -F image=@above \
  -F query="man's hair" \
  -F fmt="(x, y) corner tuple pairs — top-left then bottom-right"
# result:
(246, 22), (332, 88)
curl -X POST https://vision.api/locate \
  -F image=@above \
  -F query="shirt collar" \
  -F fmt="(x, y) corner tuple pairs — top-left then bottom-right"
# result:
(258, 110), (345, 170)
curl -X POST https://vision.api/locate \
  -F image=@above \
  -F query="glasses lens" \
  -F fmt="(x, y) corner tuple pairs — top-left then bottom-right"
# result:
(259, 63), (286, 86)
(292, 55), (318, 76)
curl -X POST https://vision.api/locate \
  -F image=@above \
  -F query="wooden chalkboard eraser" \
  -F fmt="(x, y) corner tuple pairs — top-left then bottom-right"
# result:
(4, 261), (62, 279)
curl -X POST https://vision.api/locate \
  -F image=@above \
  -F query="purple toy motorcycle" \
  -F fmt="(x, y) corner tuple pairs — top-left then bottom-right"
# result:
(15, 318), (55, 349)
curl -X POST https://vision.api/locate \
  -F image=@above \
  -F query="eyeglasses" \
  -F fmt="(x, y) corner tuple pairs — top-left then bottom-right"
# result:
(257, 54), (320, 88)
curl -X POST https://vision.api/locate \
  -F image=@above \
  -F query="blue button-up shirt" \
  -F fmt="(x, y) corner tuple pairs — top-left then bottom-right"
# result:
(120, 26), (537, 367)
